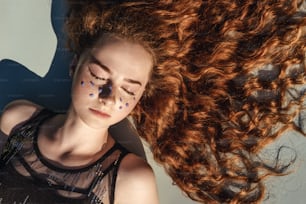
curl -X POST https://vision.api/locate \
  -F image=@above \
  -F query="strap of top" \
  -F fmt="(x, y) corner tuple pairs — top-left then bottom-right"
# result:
(0, 108), (55, 168)
(87, 145), (129, 204)
(109, 146), (129, 204)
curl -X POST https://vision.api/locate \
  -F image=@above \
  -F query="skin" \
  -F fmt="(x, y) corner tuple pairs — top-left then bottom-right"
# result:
(0, 36), (159, 204)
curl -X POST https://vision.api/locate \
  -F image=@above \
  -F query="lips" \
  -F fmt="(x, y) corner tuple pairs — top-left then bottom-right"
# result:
(89, 108), (111, 118)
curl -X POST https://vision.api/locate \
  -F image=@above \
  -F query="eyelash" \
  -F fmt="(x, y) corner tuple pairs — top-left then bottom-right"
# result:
(89, 67), (106, 81)
(122, 87), (135, 96)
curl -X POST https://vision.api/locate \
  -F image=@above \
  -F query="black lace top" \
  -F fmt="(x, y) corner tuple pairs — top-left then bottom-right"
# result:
(0, 109), (129, 204)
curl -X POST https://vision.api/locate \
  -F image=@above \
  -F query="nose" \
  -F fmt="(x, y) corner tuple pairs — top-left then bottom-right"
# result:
(99, 81), (112, 98)
(98, 81), (115, 104)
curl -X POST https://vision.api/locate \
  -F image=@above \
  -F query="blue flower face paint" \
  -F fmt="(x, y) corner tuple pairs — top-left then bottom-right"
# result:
(80, 80), (96, 98)
(117, 95), (135, 110)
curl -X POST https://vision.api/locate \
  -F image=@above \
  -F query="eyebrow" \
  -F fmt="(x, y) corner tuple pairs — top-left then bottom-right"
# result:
(89, 54), (142, 86)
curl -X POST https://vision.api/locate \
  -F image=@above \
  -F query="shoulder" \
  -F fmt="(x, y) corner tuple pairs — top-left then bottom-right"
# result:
(114, 153), (159, 204)
(0, 99), (42, 135)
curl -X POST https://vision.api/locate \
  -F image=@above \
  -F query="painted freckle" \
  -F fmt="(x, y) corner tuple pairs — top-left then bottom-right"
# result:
(125, 103), (129, 107)
(90, 81), (95, 87)
(89, 93), (94, 97)
(81, 81), (85, 86)
(119, 106), (122, 110)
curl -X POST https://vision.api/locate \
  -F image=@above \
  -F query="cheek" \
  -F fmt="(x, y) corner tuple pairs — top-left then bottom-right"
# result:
(116, 95), (137, 111)
(116, 87), (145, 111)
(72, 78), (98, 100)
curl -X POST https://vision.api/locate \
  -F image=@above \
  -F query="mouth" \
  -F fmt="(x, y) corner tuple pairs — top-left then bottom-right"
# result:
(89, 108), (111, 118)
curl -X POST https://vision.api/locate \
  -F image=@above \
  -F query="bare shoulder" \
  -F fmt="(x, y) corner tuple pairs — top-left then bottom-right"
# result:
(115, 153), (159, 204)
(0, 99), (42, 135)
(119, 153), (153, 175)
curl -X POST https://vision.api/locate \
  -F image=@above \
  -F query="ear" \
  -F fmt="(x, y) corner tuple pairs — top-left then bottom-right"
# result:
(69, 54), (79, 77)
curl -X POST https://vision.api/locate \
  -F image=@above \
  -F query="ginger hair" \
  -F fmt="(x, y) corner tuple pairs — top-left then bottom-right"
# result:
(65, 0), (306, 203)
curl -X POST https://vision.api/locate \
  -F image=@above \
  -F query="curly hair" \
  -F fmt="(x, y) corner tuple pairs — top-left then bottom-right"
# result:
(65, 0), (306, 203)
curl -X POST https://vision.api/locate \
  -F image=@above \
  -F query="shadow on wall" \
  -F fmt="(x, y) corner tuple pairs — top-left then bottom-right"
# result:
(0, 0), (71, 112)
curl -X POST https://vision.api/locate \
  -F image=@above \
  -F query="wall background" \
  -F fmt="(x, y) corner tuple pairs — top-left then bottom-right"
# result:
(0, 0), (305, 203)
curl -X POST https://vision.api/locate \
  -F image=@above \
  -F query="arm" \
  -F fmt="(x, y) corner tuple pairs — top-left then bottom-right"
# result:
(114, 154), (159, 204)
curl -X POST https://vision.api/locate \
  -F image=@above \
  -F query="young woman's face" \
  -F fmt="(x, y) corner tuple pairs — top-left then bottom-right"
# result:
(71, 37), (153, 129)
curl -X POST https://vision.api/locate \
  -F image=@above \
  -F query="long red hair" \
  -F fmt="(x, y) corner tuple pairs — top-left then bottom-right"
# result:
(66, 0), (306, 203)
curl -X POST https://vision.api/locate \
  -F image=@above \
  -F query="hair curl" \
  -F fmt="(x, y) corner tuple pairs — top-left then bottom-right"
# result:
(65, 0), (306, 203)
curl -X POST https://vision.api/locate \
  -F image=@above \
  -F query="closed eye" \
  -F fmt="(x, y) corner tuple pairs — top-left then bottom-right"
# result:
(122, 87), (135, 96)
(89, 67), (106, 81)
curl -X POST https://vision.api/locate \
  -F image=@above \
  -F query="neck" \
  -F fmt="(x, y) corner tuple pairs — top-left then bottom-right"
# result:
(53, 106), (110, 156)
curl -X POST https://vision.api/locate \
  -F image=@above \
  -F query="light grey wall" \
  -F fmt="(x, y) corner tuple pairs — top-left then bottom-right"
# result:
(260, 130), (306, 204)
(0, 0), (56, 77)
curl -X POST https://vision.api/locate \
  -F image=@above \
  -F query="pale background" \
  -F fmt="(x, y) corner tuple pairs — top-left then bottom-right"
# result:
(0, 0), (305, 203)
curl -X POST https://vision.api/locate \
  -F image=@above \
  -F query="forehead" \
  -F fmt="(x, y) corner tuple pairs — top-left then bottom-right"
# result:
(85, 36), (153, 83)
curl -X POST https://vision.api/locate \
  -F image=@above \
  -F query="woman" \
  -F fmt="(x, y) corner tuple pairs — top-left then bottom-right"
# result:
(1, 0), (305, 203)
(0, 1), (161, 204)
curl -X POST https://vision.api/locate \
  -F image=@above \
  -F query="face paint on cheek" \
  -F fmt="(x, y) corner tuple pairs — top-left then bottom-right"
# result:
(117, 96), (124, 111)
(80, 80), (97, 98)
(117, 94), (136, 111)
(90, 81), (95, 87)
